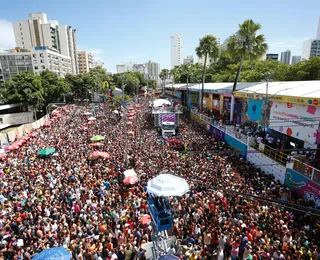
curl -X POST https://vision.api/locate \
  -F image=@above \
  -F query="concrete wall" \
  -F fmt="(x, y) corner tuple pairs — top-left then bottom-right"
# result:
(0, 112), (34, 125)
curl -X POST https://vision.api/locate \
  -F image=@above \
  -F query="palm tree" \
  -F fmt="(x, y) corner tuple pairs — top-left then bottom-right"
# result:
(196, 35), (220, 111)
(170, 66), (181, 95)
(227, 20), (267, 122)
(159, 69), (170, 95)
(227, 19), (268, 93)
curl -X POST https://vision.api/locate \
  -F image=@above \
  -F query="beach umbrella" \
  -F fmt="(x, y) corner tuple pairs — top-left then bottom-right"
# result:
(0, 153), (7, 160)
(91, 151), (110, 159)
(158, 255), (180, 260)
(90, 135), (105, 142)
(124, 169), (137, 178)
(88, 117), (96, 121)
(123, 176), (139, 185)
(135, 104), (140, 108)
(38, 148), (56, 157)
(43, 121), (51, 127)
(32, 246), (71, 260)
(147, 173), (189, 197)
(139, 215), (151, 225)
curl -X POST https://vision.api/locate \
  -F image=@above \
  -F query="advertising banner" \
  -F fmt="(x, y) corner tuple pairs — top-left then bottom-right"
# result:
(285, 169), (320, 209)
(209, 125), (225, 141)
(213, 99), (220, 111)
(245, 99), (263, 122)
(269, 102), (320, 144)
(247, 146), (286, 183)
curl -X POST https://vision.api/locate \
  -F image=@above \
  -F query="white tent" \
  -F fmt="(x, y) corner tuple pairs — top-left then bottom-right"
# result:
(124, 169), (137, 178)
(88, 117), (96, 121)
(147, 173), (189, 197)
(152, 99), (171, 108)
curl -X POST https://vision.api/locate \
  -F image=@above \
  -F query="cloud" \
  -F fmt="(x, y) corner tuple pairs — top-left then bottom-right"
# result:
(0, 19), (15, 51)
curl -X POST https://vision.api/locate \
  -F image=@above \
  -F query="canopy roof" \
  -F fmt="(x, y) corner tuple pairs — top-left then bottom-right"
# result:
(165, 81), (320, 98)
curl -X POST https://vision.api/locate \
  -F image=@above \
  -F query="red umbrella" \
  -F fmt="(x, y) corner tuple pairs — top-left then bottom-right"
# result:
(0, 153), (7, 160)
(91, 151), (110, 159)
(43, 121), (51, 127)
(123, 176), (139, 185)
(139, 215), (151, 225)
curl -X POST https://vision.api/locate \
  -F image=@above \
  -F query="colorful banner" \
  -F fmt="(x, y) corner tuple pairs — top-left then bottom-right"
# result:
(285, 169), (320, 209)
(225, 133), (247, 157)
(234, 92), (320, 107)
(209, 125), (225, 141)
(244, 99), (263, 122)
(269, 101), (320, 144)
(213, 99), (220, 111)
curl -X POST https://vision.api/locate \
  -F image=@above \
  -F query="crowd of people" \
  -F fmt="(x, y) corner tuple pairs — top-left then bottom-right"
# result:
(0, 96), (319, 260)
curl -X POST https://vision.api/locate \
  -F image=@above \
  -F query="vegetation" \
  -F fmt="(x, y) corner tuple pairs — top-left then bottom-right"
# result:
(195, 35), (220, 110)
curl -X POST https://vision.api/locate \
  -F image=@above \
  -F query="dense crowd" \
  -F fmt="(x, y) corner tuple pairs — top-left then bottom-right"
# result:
(0, 97), (319, 260)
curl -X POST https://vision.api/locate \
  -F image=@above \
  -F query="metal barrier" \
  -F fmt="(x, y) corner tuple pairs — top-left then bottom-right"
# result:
(291, 158), (320, 184)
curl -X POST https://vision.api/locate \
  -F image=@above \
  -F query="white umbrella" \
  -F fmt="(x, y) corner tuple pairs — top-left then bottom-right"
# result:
(84, 112), (91, 115)
(147, 173), (189, 197)
(88, 117), (96, 121)
(124, 169), (137, 178)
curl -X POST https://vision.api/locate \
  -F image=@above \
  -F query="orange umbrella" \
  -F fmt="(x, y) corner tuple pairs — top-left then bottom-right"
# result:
(123, 176), (138, 185)
(139, 215), (151, 225)
(92, 151), (110, 159)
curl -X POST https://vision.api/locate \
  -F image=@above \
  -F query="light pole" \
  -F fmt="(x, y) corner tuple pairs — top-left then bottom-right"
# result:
(186, 73), (193, 108)
(121, 74), (129, 168)
(262, 72), (274, 132)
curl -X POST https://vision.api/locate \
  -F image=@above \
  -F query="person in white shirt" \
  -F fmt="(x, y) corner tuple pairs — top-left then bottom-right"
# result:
(168, 245), (176, 255)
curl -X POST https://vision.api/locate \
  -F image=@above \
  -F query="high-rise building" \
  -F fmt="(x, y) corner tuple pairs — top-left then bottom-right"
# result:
(317, 16), (320, 40)
(291, 56), (301, 65)
(13, 13), (78, 74)
(0, 47), (72, 83)
(92, 60), (104, 68)
(170, 34), (182, 68)
(77, 50), (93, 74)
(146, 60), (160, 84)
(280, 50), (291, 64)
(266, 53), (279, 60)
(302, 39), (320, 60)
(183, 55), (194, 64)
(116, 64), (127, 73)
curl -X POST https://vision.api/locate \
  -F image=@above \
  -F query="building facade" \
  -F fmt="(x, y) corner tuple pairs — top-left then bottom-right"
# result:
(13, 13), (78, 74)
(77, 50), (93, 74)
(146, 60), (160, 84)
(302, 39), (320, 60)
(0, 47), (71, 83)
(183, 55), (194, 64)
(132, 64), (147, 74)
(280, 50), (291, 64)
(291, 55), (301, 65)
(266, 53), (279, 60)
(92, 60), (104, 68)
(170, 34), (182, 69)
(317, 16), (320, 40)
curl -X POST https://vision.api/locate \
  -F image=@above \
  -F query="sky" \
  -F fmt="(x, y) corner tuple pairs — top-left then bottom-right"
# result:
(0, 0), (320, 72)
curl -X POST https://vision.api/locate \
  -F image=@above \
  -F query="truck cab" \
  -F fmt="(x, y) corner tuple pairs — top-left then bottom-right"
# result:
(161, 122), (176, 138)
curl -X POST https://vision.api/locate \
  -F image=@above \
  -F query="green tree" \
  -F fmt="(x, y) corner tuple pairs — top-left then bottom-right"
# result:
(1, 72), (45, 108)
(159, 69), (170, 93)
(40, 70), (71, 104)
(116, 73), (140, 96)
(195, 35), (220, 110)
(226, 19), (268, 92)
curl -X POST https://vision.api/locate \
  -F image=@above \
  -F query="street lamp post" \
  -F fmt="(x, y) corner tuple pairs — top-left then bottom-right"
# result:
(262, 72), (274, 132)
(186, 73), (193, 108)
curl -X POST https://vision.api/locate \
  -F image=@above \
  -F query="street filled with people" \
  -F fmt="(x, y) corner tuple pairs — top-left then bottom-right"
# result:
(0, 96), (319, 260)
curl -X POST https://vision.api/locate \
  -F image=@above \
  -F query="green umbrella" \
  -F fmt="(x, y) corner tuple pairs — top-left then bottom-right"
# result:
(90, 135), (105, 142)
(38, 148), (56, 157)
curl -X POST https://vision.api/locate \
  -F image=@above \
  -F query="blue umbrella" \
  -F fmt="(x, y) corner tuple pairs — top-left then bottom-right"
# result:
(32, 247), (71, 260)
(158, 255), (180, 260)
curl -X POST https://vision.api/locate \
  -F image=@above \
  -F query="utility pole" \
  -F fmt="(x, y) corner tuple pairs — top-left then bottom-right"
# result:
(262, 72), (274, 132)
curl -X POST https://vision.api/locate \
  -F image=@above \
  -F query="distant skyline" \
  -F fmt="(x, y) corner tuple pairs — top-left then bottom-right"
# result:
(0, 0), (320, 72)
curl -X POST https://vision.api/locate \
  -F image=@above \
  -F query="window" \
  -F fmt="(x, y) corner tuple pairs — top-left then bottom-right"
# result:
(21, 32), (23, 35)
(40, 59), (44, 63)
(34, 66), (38, 70)
(40, 53), (44, 58)
(32, 54), (36, 58)
(41, 65), (45, 69)
(22, 42), (24, 45)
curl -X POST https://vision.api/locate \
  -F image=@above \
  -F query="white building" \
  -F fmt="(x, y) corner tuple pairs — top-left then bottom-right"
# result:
(170, 34), (182, 69)
(146, 60), (160, 84)
(183, 55), (194, 64)
(92, 60), (104, 68)
(132, 63), (147, 74)
(0, 47), (72, 83)
(13, 13), (78, 74)
(77, 50), (93, 74)
(116, 64), (127, 73)
(291, 55), (301, 65)
(302, 39), (320, 60)
(317, 16), (320, 40)
(280, 50), (291, 64)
